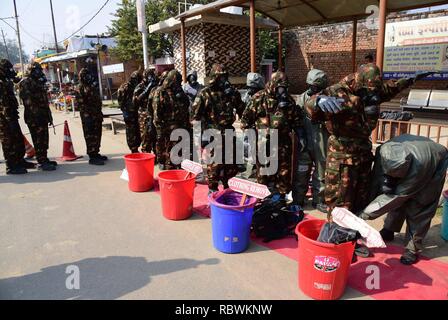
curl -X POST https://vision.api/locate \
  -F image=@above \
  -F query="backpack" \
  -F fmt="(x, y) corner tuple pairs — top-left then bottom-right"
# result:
(251, 194), (305, 243)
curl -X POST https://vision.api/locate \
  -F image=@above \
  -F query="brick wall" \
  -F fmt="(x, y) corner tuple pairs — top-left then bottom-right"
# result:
(285, 10), (448, 94)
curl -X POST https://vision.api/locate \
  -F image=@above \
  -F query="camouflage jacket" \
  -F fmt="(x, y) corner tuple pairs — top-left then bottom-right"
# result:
(0, 78), (20, 121)
(118, 82), (138, 114)
(75, 83), (103, 119)
(240, 89), (302, 136)
(19, 77), (51, 124)
(152, 86), (190, 129)
(191, 87), (245, 130)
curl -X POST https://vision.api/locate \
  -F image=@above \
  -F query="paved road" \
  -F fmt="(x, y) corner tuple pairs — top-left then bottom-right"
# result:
(0, 107), (445, 300)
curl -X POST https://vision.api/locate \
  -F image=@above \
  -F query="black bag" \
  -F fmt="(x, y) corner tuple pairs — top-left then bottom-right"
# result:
(251, 194), (305, 243)
(317, 222), (361, 245)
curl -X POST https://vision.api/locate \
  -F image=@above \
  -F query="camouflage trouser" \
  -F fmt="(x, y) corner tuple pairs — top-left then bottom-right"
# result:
(257, 135), (292, 195)
(124, 112), (141, 153)
(81, 115), (103, 157)
(155, 125), (189, 170)
(27, 121), (49, 163)
(0, 116), (25, 169)
(325, 156), (372, 213)
(139, 111), (156, 154)
(292, 121), (328, 205)
(207, 131), (239, 191)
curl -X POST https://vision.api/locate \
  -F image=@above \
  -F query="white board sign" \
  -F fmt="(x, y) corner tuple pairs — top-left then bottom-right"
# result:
(103, 63), (124, 75)
(181, 159), (203, 175)
(228, 177), (271, 199)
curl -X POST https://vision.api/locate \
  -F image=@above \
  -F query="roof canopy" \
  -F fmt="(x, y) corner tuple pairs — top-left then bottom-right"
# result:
(177, 0), (447, 27)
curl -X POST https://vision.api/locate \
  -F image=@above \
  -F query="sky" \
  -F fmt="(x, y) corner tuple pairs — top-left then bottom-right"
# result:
(0, 0), (121, 57)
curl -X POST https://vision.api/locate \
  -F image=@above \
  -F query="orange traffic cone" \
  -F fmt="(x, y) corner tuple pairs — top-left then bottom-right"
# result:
(58, 121), (82, 161)
(23, 135), (35, 159)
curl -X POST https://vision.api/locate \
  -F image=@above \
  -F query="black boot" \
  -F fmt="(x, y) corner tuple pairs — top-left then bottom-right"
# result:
(380, 228), (395, 242)
(97, 154), (108, 161)
(37, 161), (57, 171)
(6, 166), (28, 174)
(400, 250), (418, 265)
(22, 159), (36, 169)
(89, 156), (105, 166)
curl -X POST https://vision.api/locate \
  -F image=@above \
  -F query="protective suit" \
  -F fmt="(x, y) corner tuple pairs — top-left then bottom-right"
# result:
(183, 71), (203, 105)
(191, 64), (245, 192)
(305, 63), (420, 213)
(360, 134), (448, 264)
(292, 69), (329, 209)
(19, 62), (56, 171)
(152, 70), (191, 169)
(118, 71), (143, 153)
(0, 59), (27, 174)
(241, 71), (302, 196)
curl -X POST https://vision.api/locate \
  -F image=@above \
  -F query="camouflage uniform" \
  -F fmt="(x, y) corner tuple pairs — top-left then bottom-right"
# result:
(241, 71), (302, 195)
(305, 63), (415, 212)
(133, 68), (158, 153)
(118, 71), (142, 153)
(292, 69), (330, 206)
(75, 68), (104, 159)
(191, 64), (245, 191)
(152, 70), (191, 169)
(18, 62), (53, 165)
(0, 59), (26, 173)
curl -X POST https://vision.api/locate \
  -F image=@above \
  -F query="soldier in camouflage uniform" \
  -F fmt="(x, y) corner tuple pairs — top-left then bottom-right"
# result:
(305, 63), (428, 213)
(292, 69), (329, 211)
(152, 69), (191, 170)
(191, 64), (245, 192)
(118, 71), (143, 153)
(133, 68), (158, 153)
(75, 68), (107, 166)
(0, 59), (29, 174)
(241, 71), (302, 198)
(19, 62), (56, 171)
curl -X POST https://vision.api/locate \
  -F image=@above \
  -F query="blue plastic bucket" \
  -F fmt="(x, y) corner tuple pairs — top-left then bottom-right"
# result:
(209, 189), (258, 254)
(442, 190), (448, 241)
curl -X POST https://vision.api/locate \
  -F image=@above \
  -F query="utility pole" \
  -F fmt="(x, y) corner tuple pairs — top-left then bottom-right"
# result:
(136, 0), (149, 69)
(13, 0), (24, 74)
(49, 0), (59, 53)
(1, 29), (11, 61)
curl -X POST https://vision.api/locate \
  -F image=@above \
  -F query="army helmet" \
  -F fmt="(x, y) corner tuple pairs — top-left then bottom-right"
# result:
(246, 72), (265, 90)
(208, 63), (228, 86)
(306, 69), (328, 90)
(266, 71), (289, 95)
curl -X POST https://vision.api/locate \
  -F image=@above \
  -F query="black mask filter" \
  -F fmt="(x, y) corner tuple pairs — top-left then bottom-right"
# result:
(382, 175), (398, 194)
(276, 86), (290, 108)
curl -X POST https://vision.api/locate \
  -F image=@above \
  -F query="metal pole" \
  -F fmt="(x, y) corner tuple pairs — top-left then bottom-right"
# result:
(249, 0), (256, 73)
(142, 30), (149, 69)
(376, 0), (387, 70)
(278, 27), (283, 71)
(96, 35), (104, 100)
(1, 29), (11, 61)
(180, 18), (187, 83)
(49, 0), (59, 53)
(372, 0), (387, 144)
(72, 96), (76, 118)
(352, 18), (358, 73)
(13, 0), (24, 74)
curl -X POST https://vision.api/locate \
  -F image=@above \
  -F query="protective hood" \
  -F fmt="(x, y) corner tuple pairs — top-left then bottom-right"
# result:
(0, 59), (16, 80)
(79, 68), (95, 86)
(208, 63), (228, 86)
(187, 70), (198, 81)
(266, 71), (289, 97)
(306, 69), (328, 89)
(246, 72), (265, 89)
(352, 63), (383, 93)
(143, 68), (156, 82)
(158, 70), (170, 86)
(129, 71), (143, 86)
(379, 142), (412, 178)
(162, 69), (182, 90)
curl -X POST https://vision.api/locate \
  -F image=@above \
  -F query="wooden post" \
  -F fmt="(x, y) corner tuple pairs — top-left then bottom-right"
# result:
(180, 18), (187, 83)
(278, 26), (283, 71)
(352, 18), (358, 73)
(372, 0), (387, 144)
(249, 0), (256, 73)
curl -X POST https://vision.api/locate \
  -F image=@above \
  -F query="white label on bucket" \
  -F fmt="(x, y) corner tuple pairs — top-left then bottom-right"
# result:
(314, 282), (332, 291)
(120, 169), (129, 182)
(228, 177), (271, 199)
(232, 237), (239, 243)
(224, 237), (230, 242)
(181, 159), (203, 175)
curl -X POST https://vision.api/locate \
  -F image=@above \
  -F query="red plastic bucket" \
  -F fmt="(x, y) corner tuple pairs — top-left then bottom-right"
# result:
(158, 170), (196, 220)
(124, 153), (155, 192)
(296, 219), (355, 300)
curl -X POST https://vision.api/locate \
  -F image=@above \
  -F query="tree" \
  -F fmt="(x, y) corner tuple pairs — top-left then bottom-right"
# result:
(0, 37), (29, 65)
(108, 0), (211, 63)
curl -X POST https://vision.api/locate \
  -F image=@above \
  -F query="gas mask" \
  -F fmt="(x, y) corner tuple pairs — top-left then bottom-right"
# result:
(306, 84), (320, 96)
(83, 73), (97, 87)
(276, 86), (290, 108)
(356, 88), (382, 107)
(382, 174), (398, 194)
(31, 69), (47, 85)
(246, 87), (258, 97)
(188, 74), (198, 87)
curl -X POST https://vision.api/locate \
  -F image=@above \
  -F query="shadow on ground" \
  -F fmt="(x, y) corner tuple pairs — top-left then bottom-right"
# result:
(0, 256), (220, 300)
